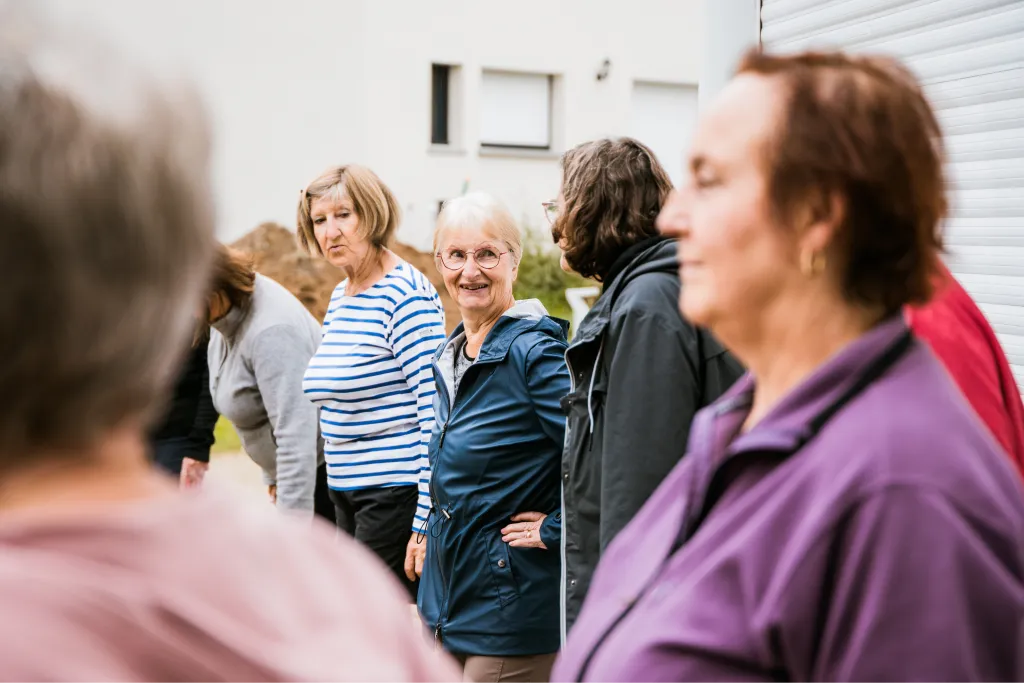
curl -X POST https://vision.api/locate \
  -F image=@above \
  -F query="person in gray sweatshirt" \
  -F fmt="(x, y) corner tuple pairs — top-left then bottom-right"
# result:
(206, 245), (331, 518)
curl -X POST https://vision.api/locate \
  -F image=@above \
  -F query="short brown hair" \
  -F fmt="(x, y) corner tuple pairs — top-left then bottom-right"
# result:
(209, 245), (256, 314)
(554, 138), (673, 281)
(738, 50), (946, 312)
(297, 165), (401, 256)
(0, 12), (214, 463)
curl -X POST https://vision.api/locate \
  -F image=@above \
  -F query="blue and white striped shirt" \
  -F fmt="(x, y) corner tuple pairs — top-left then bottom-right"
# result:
(303, 260), (446, 531)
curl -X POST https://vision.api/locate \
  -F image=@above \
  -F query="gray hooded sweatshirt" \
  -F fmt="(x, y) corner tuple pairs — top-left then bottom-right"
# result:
(208, 274), (324, 513)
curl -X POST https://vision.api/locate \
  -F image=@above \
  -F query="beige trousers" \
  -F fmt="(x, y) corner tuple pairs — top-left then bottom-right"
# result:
(458, 653), (557, 683)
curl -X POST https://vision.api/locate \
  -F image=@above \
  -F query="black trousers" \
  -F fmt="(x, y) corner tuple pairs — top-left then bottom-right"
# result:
(151, 437), (191, 477)
(313, 463), (336, 525)
(330, 485), (419, 600)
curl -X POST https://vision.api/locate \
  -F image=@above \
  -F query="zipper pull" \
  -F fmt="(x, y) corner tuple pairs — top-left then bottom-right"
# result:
(438, 422), (449, 449)
(434, 624), (442, 644)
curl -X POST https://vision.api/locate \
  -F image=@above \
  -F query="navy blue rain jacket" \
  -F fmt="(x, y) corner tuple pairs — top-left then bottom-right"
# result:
(418, 302), (570, 656)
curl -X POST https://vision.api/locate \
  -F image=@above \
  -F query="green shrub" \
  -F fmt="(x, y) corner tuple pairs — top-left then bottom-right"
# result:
(513, 226), (592, 326)
(211, 416), (242, 455)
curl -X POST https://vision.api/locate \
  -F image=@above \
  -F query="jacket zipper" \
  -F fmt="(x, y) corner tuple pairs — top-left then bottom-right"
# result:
(429, 354), (482, 646)
(560, 346), (577, 646)
(431, 419), (451, 645)
(427, 356), (452, 645)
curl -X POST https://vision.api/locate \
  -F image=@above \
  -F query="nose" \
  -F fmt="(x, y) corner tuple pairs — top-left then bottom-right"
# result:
(324, 216), (343, 240)
(461, 254), (482, 278)
(656, 189), (691, 238)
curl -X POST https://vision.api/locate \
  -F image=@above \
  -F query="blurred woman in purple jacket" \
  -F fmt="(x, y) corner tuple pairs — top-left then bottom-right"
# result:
(554, 50), (1024, 682)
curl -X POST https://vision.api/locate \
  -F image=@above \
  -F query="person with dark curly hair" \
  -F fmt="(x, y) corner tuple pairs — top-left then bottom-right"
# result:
(544, 137), (743, 637)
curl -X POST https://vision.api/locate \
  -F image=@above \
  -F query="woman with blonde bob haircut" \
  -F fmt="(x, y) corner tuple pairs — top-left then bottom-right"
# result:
(415, 192), (569, 681)
(299, 165), (446, 599)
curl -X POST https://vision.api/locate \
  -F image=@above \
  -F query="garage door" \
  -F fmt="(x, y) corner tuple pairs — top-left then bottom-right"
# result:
(760, 0), (1024, 394)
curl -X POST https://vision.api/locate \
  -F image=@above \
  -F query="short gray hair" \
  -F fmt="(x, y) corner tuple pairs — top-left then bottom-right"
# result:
(0, 7), (215, 464)
(434, 192), (522, 264)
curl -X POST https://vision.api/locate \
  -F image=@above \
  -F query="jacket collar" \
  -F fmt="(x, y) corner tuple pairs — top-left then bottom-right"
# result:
(435, 300), (568, 367)
(571, 237), (675, 347)
(602, 234), (667, 288)
(701, 315), (913, 458)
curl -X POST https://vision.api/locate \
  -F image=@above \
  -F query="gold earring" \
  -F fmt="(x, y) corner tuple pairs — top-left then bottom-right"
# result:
(800, 250), (826, 276)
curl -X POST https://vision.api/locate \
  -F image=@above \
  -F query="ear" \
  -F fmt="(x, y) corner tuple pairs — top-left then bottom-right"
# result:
(798, 189), (845, 256)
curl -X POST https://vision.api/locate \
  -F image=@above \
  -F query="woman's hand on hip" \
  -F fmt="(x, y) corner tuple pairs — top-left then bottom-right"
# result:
(502, 512), (548, 549)
(405, 532), (426, 581)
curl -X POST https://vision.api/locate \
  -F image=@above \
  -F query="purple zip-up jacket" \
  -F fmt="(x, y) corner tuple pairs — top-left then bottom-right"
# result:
(554, 317), (1024, 682)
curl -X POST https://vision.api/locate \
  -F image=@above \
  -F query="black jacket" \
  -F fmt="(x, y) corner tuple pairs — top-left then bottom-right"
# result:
(149, 338), (219, 463)
(560, 237), (744, 635)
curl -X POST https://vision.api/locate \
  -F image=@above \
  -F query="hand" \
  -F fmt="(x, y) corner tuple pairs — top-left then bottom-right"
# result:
(404, 532), (426, 581)
(179, 457), (208, 490)
(268, 484), (277, 504)
(501, 512), (548, 549)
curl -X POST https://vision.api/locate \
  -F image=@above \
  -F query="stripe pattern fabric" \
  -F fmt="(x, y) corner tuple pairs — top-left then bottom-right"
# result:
(304, 260), (446, 531)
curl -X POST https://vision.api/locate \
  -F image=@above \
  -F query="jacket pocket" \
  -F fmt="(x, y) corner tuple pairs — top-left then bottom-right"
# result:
(484, 533), (519, 609)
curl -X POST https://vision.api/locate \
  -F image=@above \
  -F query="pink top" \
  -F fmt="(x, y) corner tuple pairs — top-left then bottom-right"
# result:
(0, 488), (459, 681)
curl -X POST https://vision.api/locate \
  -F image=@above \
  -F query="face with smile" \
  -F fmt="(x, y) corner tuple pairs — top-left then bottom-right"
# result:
(310, 188), (374, 272)
(436, 223), (517, 321)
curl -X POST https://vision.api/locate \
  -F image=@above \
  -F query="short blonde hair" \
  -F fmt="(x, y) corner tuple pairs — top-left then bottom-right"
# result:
(297, 165), (401, 256)
(434, 192), (522, 265)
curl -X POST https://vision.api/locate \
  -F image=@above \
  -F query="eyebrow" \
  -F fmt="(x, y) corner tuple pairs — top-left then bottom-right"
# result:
(443, 242), (501, 251)
(310, 201), (351, 217)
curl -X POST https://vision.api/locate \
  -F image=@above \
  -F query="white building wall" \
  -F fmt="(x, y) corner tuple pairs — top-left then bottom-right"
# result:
(33, 0), (702, 251)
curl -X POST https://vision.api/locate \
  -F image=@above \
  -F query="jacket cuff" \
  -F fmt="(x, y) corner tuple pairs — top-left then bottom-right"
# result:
(181, 446), (212, 464)
(540, 509), (562, 548)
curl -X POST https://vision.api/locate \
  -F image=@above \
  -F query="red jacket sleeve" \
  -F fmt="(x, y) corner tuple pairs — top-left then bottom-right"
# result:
(906, 265), (1024, 476)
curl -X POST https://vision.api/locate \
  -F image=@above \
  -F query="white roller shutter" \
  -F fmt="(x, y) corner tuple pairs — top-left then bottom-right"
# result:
(629, 82), (699, 187)
(761, 0), (1024, 394)
(479, 71), (552, 149)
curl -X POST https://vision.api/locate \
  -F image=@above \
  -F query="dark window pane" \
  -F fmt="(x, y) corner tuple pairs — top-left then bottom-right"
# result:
(431, 64), (450, 145)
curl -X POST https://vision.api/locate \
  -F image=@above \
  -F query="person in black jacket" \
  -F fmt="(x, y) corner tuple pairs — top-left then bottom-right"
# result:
(148, 328), (219, 485)
(544, 138), (744, 637)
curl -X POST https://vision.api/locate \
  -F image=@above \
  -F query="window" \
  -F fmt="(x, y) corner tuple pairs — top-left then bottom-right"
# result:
(479, 70), (553, 150)
(629, 82), (699, 187)
(431, 64), (451, 145)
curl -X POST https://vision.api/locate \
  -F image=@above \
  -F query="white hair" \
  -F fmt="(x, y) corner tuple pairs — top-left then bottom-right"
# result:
(434, 192), (522, 264)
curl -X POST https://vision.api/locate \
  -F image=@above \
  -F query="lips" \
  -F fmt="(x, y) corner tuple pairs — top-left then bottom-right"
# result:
(460, 283), (488, 292)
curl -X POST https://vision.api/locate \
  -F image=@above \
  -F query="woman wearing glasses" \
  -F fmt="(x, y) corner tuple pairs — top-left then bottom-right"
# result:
(543, 138), (744, 637)
(413, 193), (569, 682)
(299, 165), (446, 598)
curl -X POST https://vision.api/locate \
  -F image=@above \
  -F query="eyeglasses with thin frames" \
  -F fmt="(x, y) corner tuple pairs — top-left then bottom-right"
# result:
(436, 247), (509, 270)
(542, 201), (559, 225)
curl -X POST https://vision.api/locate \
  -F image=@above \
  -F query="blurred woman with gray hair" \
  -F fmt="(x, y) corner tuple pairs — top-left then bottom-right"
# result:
(414, 193), (569, 682)
(0, 12), (456, 680)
